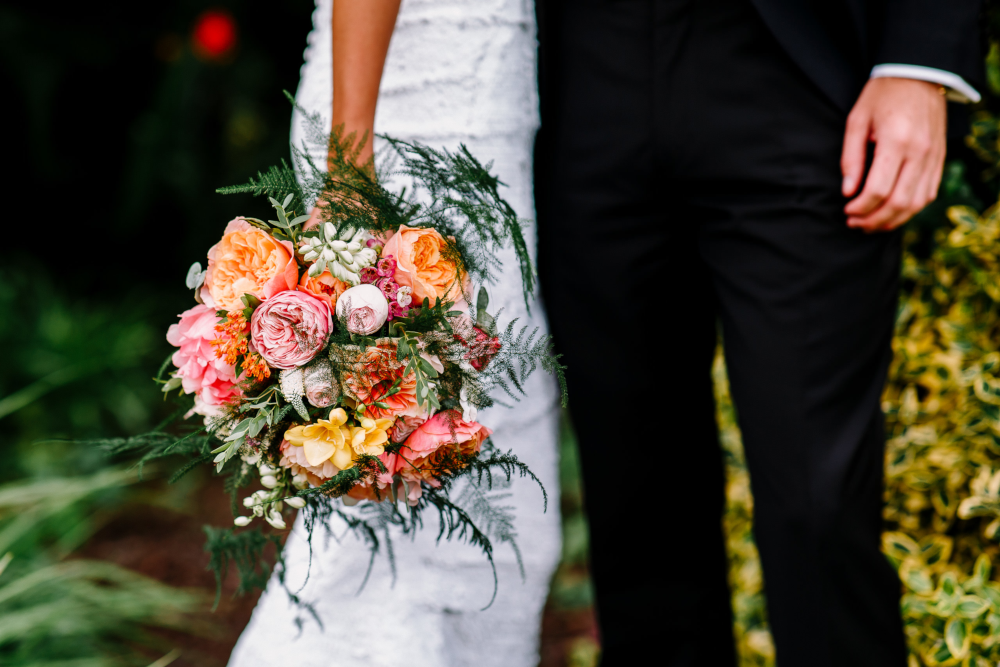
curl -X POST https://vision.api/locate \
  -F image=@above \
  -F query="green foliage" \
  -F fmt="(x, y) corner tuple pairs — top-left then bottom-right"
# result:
(878, 200), (1000, 666)
(478, 320), (568, 409)
(0, 468), (201, 666)
(0, 267), (169, 473)
(203, 525), (282, 607)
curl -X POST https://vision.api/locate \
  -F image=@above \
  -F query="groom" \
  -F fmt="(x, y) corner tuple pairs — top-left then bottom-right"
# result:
(535, 0), (982, 665)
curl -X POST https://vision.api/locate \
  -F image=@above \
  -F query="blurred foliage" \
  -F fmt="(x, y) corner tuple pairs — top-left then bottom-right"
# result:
(0, 467), (203, 665)
(0, 267), (167, 471)
(880, 198), (1000, 666)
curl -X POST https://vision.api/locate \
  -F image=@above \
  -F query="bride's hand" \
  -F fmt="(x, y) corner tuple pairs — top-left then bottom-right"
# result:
(304, 205), (325, 231)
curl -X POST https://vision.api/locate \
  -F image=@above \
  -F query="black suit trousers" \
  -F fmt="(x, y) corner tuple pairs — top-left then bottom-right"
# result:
(535, 0), (908, 665)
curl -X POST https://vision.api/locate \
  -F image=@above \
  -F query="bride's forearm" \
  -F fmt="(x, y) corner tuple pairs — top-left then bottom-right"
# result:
(332, 0), (401, 162)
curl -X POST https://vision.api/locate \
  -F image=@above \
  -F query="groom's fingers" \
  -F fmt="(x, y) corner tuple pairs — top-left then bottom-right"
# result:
(845, 142), (905, 226)
(850, 158), (923, 231)
(841, 108), (871, 197)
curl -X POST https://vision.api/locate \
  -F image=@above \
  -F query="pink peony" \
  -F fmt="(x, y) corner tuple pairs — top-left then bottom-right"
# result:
(166, 304), (242, 416)
(250, 291), (332, 370)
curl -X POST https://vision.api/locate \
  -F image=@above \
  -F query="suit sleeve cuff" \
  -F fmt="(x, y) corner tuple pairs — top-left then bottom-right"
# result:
(870, 64), (981, 104)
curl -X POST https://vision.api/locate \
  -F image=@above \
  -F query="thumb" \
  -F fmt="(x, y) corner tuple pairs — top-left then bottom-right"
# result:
(841, 109), (871, 197)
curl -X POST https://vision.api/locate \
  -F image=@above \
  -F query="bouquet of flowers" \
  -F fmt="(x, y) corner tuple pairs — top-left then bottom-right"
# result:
(140, 102), (566, 604)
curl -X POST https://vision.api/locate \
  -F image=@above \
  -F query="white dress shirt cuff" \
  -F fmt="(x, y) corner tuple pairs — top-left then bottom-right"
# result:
(870, 64), (981, 104)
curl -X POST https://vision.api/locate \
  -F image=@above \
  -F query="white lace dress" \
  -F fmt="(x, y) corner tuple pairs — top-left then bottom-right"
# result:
(227, 1), (562, 665)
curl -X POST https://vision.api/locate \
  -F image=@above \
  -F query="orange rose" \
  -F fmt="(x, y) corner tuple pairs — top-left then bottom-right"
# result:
(202, 218), (299, 311)
(299, 269), (349, 310)
(382, 225), (469, 307)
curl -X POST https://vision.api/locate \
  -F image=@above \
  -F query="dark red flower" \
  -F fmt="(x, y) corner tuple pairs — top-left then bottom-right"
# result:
(456, 326), (502, 371)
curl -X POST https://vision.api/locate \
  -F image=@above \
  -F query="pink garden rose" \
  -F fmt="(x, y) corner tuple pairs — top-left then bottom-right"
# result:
(250, 290), (332, 369)
(166, 304), (242, 416)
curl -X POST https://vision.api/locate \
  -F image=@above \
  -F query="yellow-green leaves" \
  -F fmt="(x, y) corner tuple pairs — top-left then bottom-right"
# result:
(945, 618), (969, 660)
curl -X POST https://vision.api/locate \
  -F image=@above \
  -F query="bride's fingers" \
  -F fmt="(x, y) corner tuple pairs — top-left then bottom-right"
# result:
(304, 206), (324, 231)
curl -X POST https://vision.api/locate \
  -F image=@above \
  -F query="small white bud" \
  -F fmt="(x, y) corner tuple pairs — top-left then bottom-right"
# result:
(234, 516), (252, 527)
(304, 251), (319, 262)
(258, 463), (277, 475)
(338, 250), (355, 265)
(266, 511), (287, 530)
(330, 240), (348, 251)
(321, 248), (335, 262)
(309, 236), (322, 247)
(330, 263), (348, 281)
(260, 475), (278, 489)
(308, 262), (323, 277)
(324, 222), (336, 240)
(338, 226), (356, 241)
(285, 496), (307, 509)
(346, 241), (361, 253)
(292, 474), (309, 489)
(243, 496), (255, 508)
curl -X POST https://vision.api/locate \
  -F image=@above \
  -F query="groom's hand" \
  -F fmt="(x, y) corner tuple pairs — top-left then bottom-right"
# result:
(841, 77), (947, 232)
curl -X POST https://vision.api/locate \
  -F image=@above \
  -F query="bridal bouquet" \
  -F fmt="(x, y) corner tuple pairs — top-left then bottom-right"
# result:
(139, 100), (565, 603)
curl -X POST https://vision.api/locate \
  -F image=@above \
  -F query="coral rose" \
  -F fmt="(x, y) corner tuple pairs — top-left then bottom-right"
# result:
(382, 225), (470, 308)
(166, 304), (242, 416)
(250, 290), (332, 370)
(337, 341), (422, 419)
(202, 218), (298, 311)
(299, 269), (349, 310)
(392, 410), (491, 503)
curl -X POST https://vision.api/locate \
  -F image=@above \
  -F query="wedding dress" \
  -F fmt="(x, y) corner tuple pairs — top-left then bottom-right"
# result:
(227, 1), (562, 665)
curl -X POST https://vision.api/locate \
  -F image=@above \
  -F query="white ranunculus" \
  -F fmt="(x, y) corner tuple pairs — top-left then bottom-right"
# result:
(336, 284), (390, 335)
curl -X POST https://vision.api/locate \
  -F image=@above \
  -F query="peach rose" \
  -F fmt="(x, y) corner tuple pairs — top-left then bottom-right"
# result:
(202, 218), (299, 311)
(299, 269), (349, 310)
(381, 225), (469, 308)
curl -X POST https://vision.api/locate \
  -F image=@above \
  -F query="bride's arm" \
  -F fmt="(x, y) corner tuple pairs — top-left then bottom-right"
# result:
(305, 0), (401, 228)
(331, 0), (402, 165)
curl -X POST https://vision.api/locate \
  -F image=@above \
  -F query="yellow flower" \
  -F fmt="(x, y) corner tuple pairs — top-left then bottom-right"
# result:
(348, 417), (394, 457)
(285, 408), (354, 469)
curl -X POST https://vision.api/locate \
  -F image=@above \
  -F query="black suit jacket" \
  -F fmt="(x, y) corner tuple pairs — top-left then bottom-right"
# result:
(751, 0), (983, 110)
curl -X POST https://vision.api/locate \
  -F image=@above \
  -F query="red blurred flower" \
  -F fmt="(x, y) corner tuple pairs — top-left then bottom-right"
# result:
(192, 9), (237, 61)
